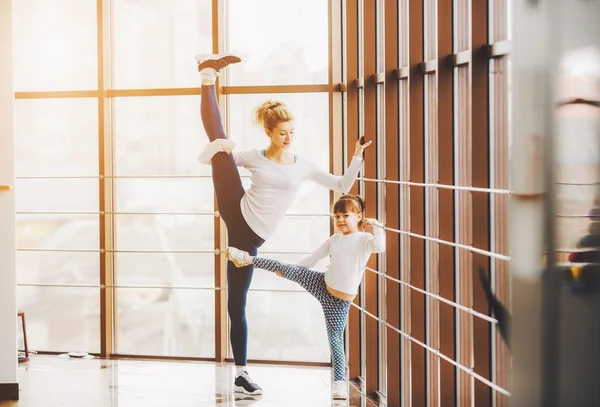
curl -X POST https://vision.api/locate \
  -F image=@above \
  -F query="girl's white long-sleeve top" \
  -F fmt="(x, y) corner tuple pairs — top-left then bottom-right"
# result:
(295, 220), (386, 296)
(198, 146), (364, 240)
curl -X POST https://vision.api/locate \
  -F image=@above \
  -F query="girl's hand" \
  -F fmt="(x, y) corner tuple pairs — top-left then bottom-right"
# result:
(276, 270), (283, 278)
(364, 218), (378, 229)
(354, 136), (372, 157)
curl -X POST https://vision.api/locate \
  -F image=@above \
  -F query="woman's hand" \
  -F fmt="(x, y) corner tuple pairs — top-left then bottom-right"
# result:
(354, 136), (373, 157)
(218, 139), (235, 154)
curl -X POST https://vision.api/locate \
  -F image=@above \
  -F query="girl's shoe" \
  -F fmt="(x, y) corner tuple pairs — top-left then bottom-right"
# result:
(227, 247), (253, 267)
(332, 380), (347, 400)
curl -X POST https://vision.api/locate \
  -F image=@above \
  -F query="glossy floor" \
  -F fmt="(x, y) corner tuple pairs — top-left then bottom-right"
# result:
(1, 356), (378, 406)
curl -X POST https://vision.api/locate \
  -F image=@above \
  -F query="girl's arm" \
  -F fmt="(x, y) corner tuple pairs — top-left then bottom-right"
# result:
(306, 137), (372, 193)
(365, 219), (386, 253)
(295, 237), (332, 269)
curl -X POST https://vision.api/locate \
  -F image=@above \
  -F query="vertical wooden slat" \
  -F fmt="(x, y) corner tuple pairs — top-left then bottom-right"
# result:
(456, 68), (474, 407)
(330, 0), (346, 385)
(425, 0), (440, 405)
(472, 0), (492, 405)
(363, 0), (379, 396)
(492, 58), (510, 407)
(211, 0), (228, 363)
(375, 0), (386, 399)
(492, 1), (510, 406)
(346, 0), (362, 382)
(438, 0), (456, 405)
(399, 1), (412, 405)
(330, 0), (344, 186)
(409, 0), (426, 405)
(455, 0), (473, 405)
(384, 0), (401, 404)
(99, 0), (114, 358)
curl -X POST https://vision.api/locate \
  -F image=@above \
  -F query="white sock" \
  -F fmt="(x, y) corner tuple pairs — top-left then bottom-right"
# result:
(236, 366), (247, 376)
(200, 68), (218, 82)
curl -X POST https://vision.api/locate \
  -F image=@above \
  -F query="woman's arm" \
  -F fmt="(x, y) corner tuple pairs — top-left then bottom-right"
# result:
(295, 237), (332, 269)
(198, 141), (255, 168)
(197, 139), (235, 165)
(307, 136), (372, 193)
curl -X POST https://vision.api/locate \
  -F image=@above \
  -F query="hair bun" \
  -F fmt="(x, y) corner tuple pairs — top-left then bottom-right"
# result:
(253, 100), (294, 132)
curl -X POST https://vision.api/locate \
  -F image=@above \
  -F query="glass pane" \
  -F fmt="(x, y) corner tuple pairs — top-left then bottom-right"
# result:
(116, 253), (214, 288)
(114, 96), (210, 177)
(16, 179), (99, 212)
(17, 214), (99, 285)
(17, 286), (100, 353)
(18, 251), (99, 286)
(116, 287), (214, 358)
(112, 0), (212, 89)
(115, 214), (213, 249)
(14, 99), (98, 177)
(17, 214), (98, 249)
(12, 0), (97, 91)
(228, 0), (328, 85)
(115, 178), (214, 213)
(260, 215), (331, 253)
(243, 290), (329, 363)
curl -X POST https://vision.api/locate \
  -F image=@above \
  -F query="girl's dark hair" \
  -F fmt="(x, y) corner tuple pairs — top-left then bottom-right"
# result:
(332, 194), (367, 231)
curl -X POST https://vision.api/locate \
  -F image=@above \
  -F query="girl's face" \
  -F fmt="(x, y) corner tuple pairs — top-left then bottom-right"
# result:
(334, 211), (362, 235)
(267, 121), (295, 149)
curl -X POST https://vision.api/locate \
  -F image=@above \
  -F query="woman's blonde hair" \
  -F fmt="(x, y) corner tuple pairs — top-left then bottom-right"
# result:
(253, 100), (294, 133)
(332, 194), (367, 231)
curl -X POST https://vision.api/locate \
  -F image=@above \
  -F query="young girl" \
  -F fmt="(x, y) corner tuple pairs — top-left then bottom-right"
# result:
(227, 194), (386, 400)
(195, 54), (372, 395)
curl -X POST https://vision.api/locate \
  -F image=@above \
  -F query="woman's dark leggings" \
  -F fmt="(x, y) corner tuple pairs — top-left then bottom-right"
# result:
(200, 85), (264, 366)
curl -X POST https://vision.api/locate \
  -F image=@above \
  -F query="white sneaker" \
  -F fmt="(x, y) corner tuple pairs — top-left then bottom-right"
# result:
(233, 370), (263, 395)
(332, 380), (347, 400)
(227, 247), (253, 267)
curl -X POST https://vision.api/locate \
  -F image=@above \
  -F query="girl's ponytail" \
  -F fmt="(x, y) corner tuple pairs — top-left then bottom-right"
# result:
(353, 195), (367, 231)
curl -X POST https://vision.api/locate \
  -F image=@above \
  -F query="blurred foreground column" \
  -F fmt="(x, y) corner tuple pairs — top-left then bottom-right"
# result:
(512, 1), (600, 406)
(510, 0), (548, 404)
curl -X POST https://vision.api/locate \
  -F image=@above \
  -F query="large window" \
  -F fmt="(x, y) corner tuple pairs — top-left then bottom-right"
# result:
(13, 0), (332, 362)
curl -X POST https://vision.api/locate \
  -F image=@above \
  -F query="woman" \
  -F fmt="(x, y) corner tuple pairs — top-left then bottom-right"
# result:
(195, 53), (371, 395)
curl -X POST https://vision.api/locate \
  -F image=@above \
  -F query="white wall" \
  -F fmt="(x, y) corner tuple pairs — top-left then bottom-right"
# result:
(0, 0), (17, 386)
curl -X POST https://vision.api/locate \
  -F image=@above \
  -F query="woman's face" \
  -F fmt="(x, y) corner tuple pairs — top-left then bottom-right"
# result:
(267, 121), (295, 149)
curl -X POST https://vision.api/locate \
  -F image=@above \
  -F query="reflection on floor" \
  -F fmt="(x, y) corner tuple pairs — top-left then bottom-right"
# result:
(1, 356), (378, 407)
